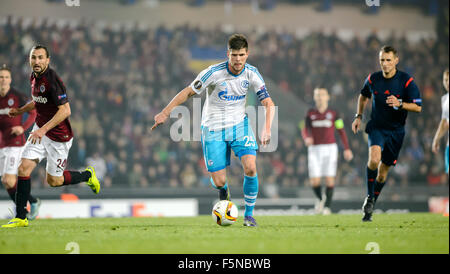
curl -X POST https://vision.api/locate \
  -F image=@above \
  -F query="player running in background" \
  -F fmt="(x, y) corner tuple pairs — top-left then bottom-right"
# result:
(301, 87), (353, 215)
(0, 65), (41, 220)
(352, 46), (422, 222)
(431, 69), (449, 175)
(2, 45), (100, 228)
(152, 34), (275, 227)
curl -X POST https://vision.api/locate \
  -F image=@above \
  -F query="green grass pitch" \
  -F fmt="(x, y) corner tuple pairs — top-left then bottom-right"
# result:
(0, 213), (448, 254)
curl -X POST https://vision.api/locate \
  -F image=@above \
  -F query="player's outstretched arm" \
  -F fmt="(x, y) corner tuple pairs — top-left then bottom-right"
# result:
(8, 101), (36, 117)
(352, 94), (369, 134)
(432, 119), (449, 153)
(151, 86), (197, 130)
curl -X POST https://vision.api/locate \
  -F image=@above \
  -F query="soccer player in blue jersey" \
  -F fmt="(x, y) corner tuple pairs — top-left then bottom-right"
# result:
(352, 46), (422, 222)
(152, 34), (275, 227)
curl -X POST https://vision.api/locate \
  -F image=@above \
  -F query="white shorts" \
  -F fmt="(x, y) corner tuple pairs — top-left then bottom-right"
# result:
(21, 125), (73, 177)
(0, 146), (24, 176)
(307, 143), (338, 178)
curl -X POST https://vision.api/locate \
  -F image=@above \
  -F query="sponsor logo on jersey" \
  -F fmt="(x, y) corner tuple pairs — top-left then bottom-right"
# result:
(32, 95), (48, 104)
(311, 120), (333, 128)
(218, 82), (245, 101)
(58, 94), (67, 100)
(0, 108), (11, 115)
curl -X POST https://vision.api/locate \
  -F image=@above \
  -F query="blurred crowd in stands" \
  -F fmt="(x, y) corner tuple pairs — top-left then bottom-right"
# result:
(0, 10), (448, 193)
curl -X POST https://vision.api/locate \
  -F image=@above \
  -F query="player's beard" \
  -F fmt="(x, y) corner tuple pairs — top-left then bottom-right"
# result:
(33, 64), (47, 75)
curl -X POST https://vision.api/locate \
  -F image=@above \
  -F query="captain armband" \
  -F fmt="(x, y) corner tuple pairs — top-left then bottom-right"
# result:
(256, 85), (270, 102)
(335, 119), (344, 130)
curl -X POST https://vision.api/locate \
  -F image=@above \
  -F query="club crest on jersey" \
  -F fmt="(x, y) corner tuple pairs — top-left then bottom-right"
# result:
(40, 84), (46, 93)
(8, 98), (14, 106)
(241, 80), (249, 89)
(326, 112), (333, 120)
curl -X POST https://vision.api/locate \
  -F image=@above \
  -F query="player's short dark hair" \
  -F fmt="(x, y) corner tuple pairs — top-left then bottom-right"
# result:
(30, 44), (50, 58)
(0, 64), (11, 74)
(380, 45), (398, 57)
(228, 34), (248, 51)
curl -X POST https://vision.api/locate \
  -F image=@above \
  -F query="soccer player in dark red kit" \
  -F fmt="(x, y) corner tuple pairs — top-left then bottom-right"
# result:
(301, 87), (353, 215)
(0, 65), (41, 220)
(352, 46), (422, 222)
(2, 45), (101, 228)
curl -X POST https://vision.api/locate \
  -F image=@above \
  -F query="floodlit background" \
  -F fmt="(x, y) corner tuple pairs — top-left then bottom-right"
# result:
(0, 0), (448, 218)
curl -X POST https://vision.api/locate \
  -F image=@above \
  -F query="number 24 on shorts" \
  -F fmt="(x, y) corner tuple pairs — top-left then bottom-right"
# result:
(244, 136), (255, 147)
(56, 159), (67, 169)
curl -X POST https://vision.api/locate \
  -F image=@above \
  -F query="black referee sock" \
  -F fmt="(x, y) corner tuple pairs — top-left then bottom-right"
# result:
(312, 185), (322, 200)
(15, 176), (31, 219)
(366, 167), (378, 198)
(62, 170), (91, 186)
(324, 186), (334, 208)
(374, 181), (386, 202)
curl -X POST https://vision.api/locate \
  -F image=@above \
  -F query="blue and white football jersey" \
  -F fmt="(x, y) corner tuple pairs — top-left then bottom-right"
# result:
(190, 61), (267, 131)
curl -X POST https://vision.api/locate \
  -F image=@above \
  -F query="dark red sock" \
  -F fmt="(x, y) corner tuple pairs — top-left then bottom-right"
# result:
(6, 183), (17, 202)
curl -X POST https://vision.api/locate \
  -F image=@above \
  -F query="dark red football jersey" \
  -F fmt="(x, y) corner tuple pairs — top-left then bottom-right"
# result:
(302, 107), (350, 149)
(0, 87), (36, 148)
(30, 66), (73, 142)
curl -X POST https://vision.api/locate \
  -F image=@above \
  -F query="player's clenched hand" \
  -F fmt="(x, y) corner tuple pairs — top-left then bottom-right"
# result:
(28, 128), (46, 144)
(151, 111), (169, 130)
(8, 108), (20, 117)
(10, 126), (24, 136)
(260, 129), (271, 147)
(352, 118), (361, 134)
(386, 95), (400, 108)
(304, 137), (314, 146)
(343, 149), (353, 161)
(431, 139), (440, 154)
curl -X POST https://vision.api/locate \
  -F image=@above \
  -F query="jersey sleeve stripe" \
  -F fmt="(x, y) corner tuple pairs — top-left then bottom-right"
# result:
(245, 64), (264, 82)
(201, 63), (227, 82)
(367, 74), (372, 84)
(405, 77), (414, 88)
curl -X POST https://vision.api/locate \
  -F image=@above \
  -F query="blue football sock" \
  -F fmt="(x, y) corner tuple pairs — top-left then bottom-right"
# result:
(243, 174), (259, 217)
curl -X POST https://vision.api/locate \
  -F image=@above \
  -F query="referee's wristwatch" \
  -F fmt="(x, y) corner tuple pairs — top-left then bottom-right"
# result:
(354, 113), (363, 120)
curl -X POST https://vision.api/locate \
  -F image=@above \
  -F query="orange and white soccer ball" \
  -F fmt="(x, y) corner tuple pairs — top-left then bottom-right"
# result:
(212, 200), (238, 226)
